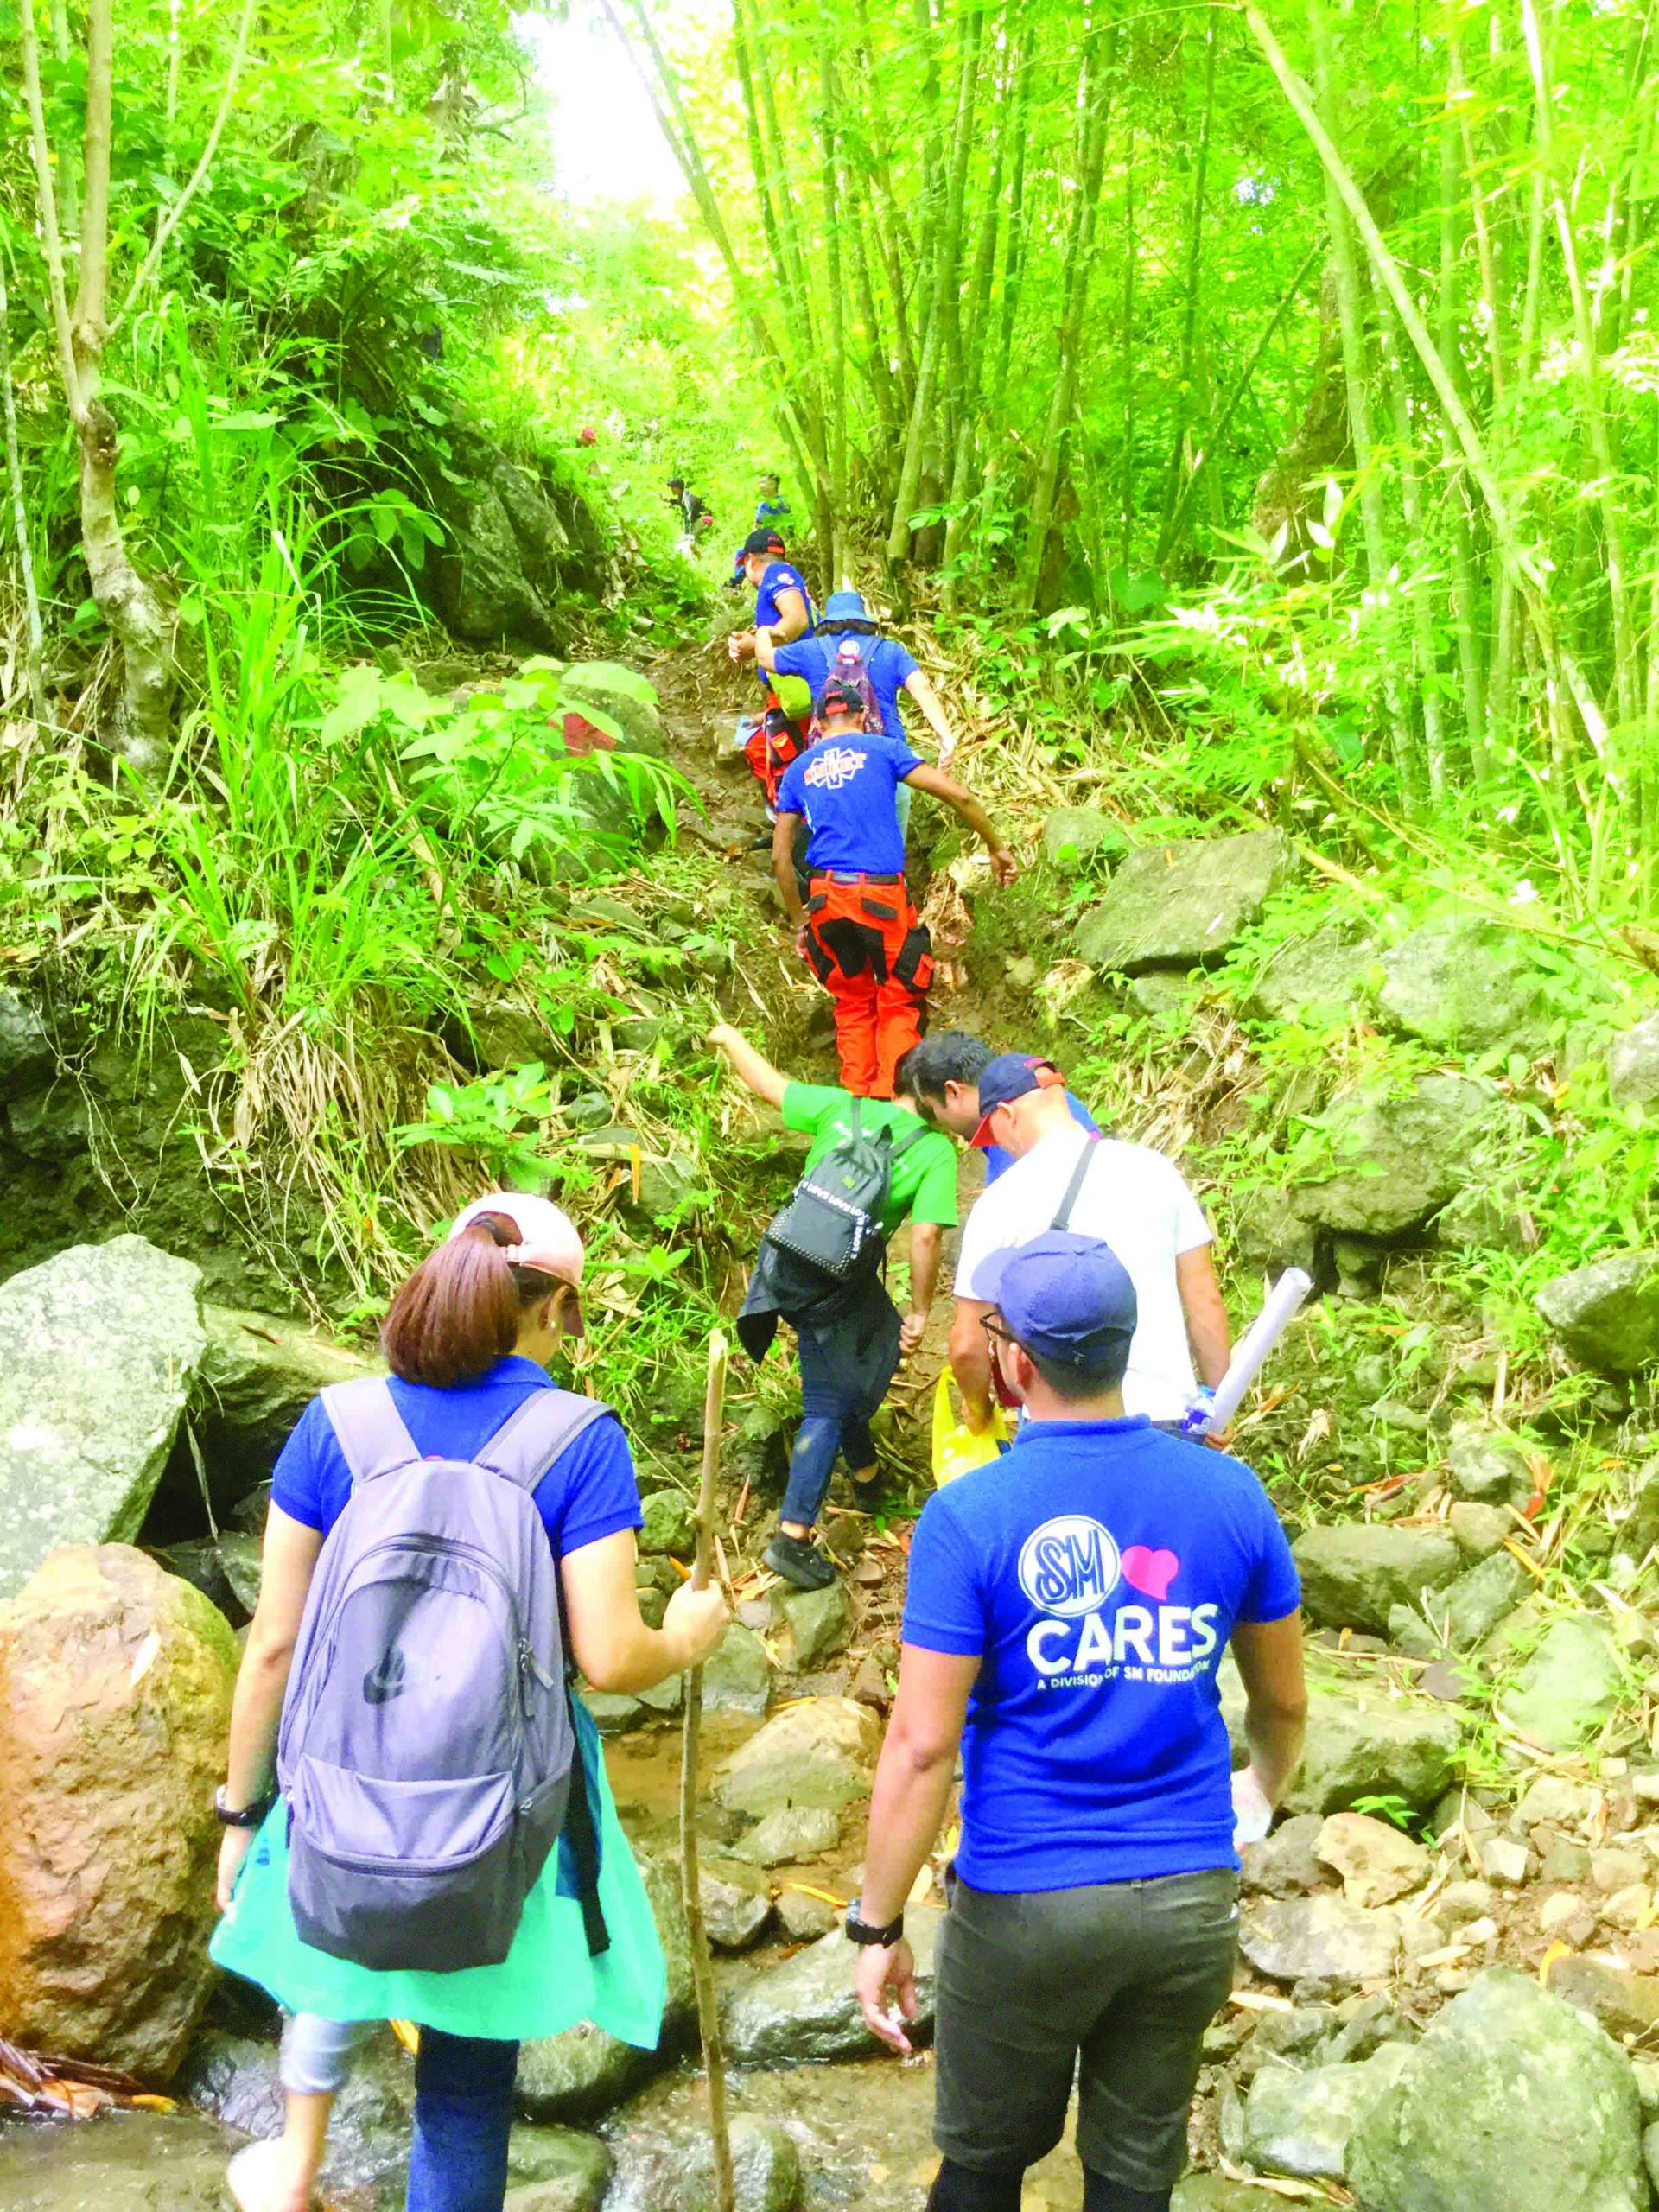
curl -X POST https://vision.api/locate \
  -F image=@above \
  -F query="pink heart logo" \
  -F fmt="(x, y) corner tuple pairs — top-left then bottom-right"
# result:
(1121, 1545), (1179, 1601)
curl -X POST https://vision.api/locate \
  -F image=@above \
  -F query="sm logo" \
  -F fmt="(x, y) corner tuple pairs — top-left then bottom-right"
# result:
(1018, 1516), (1121, 1618)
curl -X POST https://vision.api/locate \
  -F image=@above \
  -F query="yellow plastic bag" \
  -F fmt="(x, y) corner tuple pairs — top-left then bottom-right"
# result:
(931, 1370), (1009, 1487)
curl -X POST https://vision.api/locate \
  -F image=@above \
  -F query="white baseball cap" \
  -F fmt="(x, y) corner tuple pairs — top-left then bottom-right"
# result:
(447, 1193), (585, 1289)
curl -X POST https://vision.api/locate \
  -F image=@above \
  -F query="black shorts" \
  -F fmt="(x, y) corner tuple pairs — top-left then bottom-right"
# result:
(932, 1866), (1239, 2190)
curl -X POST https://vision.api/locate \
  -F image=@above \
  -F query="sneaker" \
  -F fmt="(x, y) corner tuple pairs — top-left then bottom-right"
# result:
(765, 1531), (838, 1592)
(849, 1475), (883, 1515)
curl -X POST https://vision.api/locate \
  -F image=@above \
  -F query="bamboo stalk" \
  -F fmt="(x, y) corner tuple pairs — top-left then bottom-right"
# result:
(680, 1331), (734, 2212)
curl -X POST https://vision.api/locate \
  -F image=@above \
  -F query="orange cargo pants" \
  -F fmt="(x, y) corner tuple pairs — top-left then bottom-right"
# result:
(802, 872), (934, 1098)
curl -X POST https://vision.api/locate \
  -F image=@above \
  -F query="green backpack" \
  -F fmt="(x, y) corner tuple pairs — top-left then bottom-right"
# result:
(766, 1102), (926, 1280)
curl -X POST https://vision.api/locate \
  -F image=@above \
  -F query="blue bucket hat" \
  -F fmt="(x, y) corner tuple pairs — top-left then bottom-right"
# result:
(823, 589), (874, 625)
(978, 1230), (1138, 1365)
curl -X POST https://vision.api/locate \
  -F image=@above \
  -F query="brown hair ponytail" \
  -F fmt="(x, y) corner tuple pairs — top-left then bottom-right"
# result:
(380, 1213), (556, 1389)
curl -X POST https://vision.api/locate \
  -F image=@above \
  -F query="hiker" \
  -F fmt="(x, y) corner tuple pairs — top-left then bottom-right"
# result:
(708, 1021), (958, 1592)
(666, 475), (713, 555)
(897, 1029), (1101, 1183)
(773, 677), (1017, 1099)
(724, 476), (795, 590)
(847, 1228), (1306, 2212)
(211, 1194), (728, 2212)
(727, 526), (818, 817)
(947, 1055), (1231, 1434)
(747, 588), (964, 766)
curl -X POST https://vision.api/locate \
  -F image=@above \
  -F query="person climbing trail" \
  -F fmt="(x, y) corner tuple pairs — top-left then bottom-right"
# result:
(848, 1228), (1306, 2212)
(666, 475), (714, 556)
(210, 1195), (728, 2212)
(751, 588), (964, 766)
(898, 1029), (1101, 1181)
(708, 1023), (957, 1592)
(726, 526), (818, 823)
(772, 677), (1017, 1100)
(946, 1056), (1231, 1435)
(725, 472), (794, 585)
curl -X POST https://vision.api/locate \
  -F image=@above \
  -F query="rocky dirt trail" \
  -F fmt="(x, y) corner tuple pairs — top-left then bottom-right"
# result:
(10, 638), (1659, 2209)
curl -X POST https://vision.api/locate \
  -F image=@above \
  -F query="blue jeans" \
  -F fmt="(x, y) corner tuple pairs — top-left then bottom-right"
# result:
(781, 1326), (880, 1528)
(278, 2017), (518, 2212)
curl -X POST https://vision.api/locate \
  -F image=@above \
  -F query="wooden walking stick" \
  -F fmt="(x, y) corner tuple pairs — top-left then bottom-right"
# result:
(680, 1328), (736, 2212)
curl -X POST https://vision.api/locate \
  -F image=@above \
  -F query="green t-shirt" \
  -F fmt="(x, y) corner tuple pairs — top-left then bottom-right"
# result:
(782, 1084), (959, 1236)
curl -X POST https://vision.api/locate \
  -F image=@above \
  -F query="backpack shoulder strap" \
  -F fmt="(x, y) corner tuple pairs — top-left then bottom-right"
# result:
(476, 1389), (616, 1495)
(321, 1377), (420, 1489)
(1051, 1134), (1102, 1235)
(889, 1116), (930, 1163)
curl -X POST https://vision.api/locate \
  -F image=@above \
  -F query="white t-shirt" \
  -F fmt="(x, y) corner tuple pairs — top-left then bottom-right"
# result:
(954, 1130), (1213, 1422)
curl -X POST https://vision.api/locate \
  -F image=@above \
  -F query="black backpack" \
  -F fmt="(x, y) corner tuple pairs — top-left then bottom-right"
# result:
(766, 1101), (928, 1280)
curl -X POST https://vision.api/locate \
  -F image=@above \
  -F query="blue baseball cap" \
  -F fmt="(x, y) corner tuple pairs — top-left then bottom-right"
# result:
(823, 589), (872, 624)
(969, 1053), (1066, 1147)
(979, 1231), (1138, 1364)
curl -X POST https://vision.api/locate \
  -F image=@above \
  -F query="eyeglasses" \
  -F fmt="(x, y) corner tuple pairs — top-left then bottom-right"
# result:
(981, 1314), (1015, 1349)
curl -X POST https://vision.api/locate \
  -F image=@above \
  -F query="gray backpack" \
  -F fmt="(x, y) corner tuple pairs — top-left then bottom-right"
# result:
(276, 1377), (611, 1974)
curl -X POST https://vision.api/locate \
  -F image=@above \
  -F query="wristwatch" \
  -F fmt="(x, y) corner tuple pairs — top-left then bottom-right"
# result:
(214, 1784), (275, 1828)
(844, 1897), (906, 1948)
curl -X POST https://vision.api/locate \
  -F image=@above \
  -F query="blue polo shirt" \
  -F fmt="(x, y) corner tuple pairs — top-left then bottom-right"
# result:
(754, 497), (792, 528)
(772, 632), (921, 742)
(903, 1416), (1300, 1891)
(982, 1091), (1101, 1182)
(270, 1355), (643, 1556)
(775, 728), (923, 875)
(753, 561), (815, 637)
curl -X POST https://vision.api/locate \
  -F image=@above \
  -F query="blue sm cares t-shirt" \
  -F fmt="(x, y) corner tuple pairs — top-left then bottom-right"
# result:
(903, 1416), (1300, 1892)
(775, 727), (924, 876)
(270, 1354), (644, 1555)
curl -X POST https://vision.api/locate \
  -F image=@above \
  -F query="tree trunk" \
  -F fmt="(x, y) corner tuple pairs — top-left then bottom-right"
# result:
(1159, 10), (1219, 543)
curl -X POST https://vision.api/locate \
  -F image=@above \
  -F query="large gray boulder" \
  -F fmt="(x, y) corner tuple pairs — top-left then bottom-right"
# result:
(1222, 1657), (1462, 1815)
(1041, 806), (1125, 869)
(1498, 1615), (1624, 1752)
(1535, 1252), (1659, 1372)
(428, 441), (609, 648)
(0, 983), (52, 1099)
(0, 2111), (247, 2211)
(188, 1303), (378, 1514)
(0, 1236), (206, 1600)
(180, 2026), (414, 2196)
(700, 1620), (773, 1716)
(505, 2127), (613, 2212)
(1245, 922), (1382, 1028)
(559, 663), (666, 759)
(1238, 1893), (1402, 1995)
(1348, 1967), (1646, 2212)
(714, 1696), (880, 1819)
(614, 2115), (802, 2212)
(1376, 918), (1549, 1053)
(721, 1904), (942, 2065)
(1291, 1524), (1461, 1635)
(1283, 1074), (1503, 1239)
(1076, 830), (1289, 973)
(1608, 1014), (1659, 1110)
(1242, 2044), (1415, 2180)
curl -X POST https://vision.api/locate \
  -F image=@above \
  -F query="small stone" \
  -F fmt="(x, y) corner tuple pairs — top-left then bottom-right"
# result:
(774, 1885), (841, 1941)
(699, 1622), (772, 1717)
(1241, 1813), (1333, 1897)
(1439, 1550), (1530, 1646)
(1517, 1775), (1604, 1828)
(1593, 1847), (1649, 1894)
(1541, 1836), (1594, 1885)
(728, 1804), (842, 1868)
(849, 1650), (893, 1710)
(1546, 1955), (1659, 2040)
(1538, 1889), (1585, 1932)
(1041, 806), (1124, 869)
(1238, 1894), (1402, 1995)
(1604, 1882), (1654, 1930)
(1439, 1879), (1496, 1929)
(1478, 1835), (1532, 1886)
(1315, 1812), (1430, 1908)
(1631, 2056), (1659, 2117)
(772, 1580), (854, 1669)
(1446, 1429), (1534, 1507)
(714, 1698), (880, 1819)
(504, 2125), (613, 2212)
(1449, 1502), (1516, 1560)
(1458, 1916), (1500, 1948)
(1608, 1014), (1659, 1110)
(1240, 2044), (1415, 2181)
(696, 1859), (773, 1952)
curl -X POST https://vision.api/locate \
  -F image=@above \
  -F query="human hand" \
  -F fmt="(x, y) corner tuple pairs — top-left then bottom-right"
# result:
(664, 1579), (729, 1669)
(961, 1394), (996, 1435)
(706, 1022), (741, 1055)
(988, 846), (1018, 887)
(728, 632), (758, 664)
(217, 1822), (256, 1911)
(937, 737), (957, 770)
(899, 1309), (928, 1357)
(794, 924), (811, 963)
(1231, 1764), (1274, 1850)
(854, 1938), (919, 2056)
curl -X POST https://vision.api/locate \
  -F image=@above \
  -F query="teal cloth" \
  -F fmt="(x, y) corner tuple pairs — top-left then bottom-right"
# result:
(210, 1704), (665, 2046)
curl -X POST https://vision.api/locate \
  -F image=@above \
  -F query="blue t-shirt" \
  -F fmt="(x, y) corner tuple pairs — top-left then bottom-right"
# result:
(903, 1416), (1300, 1892)
(270, 1355), (644, 1558)
(754, 496), (792, 527)
(983, 1090), (1101, 1183)
(772, 632), (921, 743)
(753, 561), (816, 637)
(774, 728), (924, 875)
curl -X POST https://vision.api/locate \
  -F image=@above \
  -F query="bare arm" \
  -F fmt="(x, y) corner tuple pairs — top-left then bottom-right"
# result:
(562, 1529), (727, 1695)
(903, 763), (1016, 886)
(854, 1644), (979, 2054)
(900, 1221), (944, 1353)
(707, 1022), (789, 1108)
(1177, 1243), (1231, 1390)
(751, 630), (779, 672)
(1230, 1611), (1307, 1805)
(949, 1295), (996, 1430)
(772, 810), (806, 927)
(216, 1504), (322, 1903)
(767, 585), (810, 645)
(902, 667), (959, 764)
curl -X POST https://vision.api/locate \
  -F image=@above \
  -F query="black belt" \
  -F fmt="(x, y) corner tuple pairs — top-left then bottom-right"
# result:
(813, 871), (904, 886)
